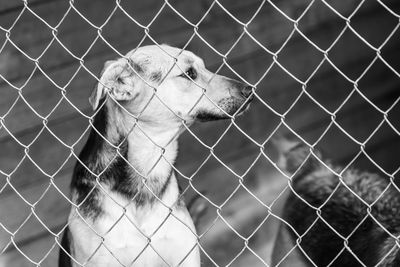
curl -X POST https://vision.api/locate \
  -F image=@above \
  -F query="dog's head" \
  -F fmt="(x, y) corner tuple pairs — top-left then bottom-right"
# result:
(89, 45), (253, 125)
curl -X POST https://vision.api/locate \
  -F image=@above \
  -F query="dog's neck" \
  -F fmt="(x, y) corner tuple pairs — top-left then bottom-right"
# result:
(72, 100), (182, 219)
(127, 124), (179, 179)
(106, 103), (181, 180)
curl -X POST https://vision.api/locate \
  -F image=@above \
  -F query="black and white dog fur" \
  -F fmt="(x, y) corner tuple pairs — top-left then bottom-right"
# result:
(58, 44), (253, 267)
(271, 139), (400, 267)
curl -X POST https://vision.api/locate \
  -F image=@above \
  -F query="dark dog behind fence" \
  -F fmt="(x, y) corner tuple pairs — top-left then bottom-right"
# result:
(0, 0), (399, 266)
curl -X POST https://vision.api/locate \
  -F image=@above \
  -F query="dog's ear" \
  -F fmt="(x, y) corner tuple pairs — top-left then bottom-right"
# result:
(89, 60), (115, 110)
(89, 59), (138, 110)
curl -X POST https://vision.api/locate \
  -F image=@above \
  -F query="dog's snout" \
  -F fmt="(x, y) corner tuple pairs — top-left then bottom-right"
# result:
(241, 85), (253, 99)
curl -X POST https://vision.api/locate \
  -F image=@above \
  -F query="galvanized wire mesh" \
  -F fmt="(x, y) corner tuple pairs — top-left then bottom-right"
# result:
(0, 0), (399, 266)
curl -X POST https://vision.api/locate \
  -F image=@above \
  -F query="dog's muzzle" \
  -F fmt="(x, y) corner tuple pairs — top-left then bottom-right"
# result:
(195, 83), (254, 121)
(240, 85), (254, 101)
(235, 84), (254, 113)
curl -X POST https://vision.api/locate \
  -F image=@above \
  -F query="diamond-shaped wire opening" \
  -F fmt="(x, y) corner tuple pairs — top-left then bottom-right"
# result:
(0, 41), (36, 86)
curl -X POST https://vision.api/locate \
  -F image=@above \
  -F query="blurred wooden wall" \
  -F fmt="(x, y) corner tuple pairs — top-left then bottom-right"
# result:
(0, 0), (399, 266)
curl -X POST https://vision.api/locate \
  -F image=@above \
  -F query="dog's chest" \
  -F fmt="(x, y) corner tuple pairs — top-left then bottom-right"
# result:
(68, 192), (199, 267)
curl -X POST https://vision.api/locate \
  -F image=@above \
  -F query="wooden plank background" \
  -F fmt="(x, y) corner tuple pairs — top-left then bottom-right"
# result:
(0, 0), (399, 266)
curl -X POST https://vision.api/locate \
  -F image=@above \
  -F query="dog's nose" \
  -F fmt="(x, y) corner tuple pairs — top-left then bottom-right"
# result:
(241, 85), (253, 99)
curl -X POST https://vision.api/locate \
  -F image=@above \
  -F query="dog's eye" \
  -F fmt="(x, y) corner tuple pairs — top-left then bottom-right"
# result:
(117, 77), (125, 84)
(180, 67), (197, 80)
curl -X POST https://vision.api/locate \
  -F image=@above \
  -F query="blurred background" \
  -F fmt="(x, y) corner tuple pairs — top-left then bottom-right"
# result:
(0, 0), (399, 266)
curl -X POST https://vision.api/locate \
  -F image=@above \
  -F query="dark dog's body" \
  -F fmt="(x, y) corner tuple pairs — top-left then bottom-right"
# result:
(272, 141), (400, 266)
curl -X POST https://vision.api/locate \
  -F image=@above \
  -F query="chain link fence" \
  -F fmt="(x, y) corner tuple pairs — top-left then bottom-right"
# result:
(0, 0), (399, 266)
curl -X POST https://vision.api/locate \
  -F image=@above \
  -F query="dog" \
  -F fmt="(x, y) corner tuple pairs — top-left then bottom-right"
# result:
(271, 138), (400, 266)
(58, 44), (253, 267)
